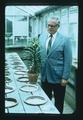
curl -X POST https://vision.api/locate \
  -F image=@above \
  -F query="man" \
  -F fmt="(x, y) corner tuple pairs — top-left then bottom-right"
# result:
(39, 17), (72, 114)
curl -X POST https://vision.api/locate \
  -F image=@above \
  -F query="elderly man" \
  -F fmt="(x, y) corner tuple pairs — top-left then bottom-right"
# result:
(39, 17), (72, 114)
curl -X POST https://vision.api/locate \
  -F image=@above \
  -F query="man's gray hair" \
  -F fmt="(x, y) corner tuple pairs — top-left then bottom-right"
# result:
(47, 17), (60, 27)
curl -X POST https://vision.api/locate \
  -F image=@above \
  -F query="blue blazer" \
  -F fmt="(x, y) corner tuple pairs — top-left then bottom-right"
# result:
(39, 32), (72, 84)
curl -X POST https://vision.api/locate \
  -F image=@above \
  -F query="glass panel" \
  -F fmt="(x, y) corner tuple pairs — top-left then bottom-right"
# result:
(5, 6), (48, 47)
(13, 16), (27, 46)
(5, 16), (13, 46)
(69, 23), (78, 62)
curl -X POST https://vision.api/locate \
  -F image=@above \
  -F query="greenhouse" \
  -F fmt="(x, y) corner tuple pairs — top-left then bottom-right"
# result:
(5, 5), (78, 114)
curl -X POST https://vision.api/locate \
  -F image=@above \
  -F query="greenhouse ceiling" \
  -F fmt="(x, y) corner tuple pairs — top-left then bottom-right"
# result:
(5, 6), (49, 16)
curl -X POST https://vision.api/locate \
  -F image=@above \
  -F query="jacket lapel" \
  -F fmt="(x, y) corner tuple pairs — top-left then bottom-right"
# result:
(42, 34), (48, 54)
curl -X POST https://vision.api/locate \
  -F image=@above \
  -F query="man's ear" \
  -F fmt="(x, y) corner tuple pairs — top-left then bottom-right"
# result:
(56, 24), (60, 29)
(58, 24), (60, 28)
(57, 21), (60, 28)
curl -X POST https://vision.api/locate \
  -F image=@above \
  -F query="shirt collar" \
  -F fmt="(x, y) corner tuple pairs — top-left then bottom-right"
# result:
(48, 32), (58, 39)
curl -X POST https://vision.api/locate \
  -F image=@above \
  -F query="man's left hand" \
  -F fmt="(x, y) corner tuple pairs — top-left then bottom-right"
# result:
(61, 79), (68, 86)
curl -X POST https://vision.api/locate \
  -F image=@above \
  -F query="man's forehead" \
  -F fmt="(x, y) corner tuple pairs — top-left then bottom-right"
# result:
(48, 19), (57, 24)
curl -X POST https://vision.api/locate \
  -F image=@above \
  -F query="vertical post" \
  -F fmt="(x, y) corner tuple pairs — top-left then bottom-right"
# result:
(26, 16), (29, 45)
(12, 15), (14, 46)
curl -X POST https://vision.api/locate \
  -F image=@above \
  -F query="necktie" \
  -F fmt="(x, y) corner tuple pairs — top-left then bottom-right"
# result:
(47, 34), (53, 55)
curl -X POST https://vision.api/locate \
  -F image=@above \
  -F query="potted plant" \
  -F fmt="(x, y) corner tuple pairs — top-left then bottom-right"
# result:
(22, 37), (41, 84)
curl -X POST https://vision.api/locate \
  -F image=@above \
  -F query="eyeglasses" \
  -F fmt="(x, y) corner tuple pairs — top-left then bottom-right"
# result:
(48, 24), (58, 28)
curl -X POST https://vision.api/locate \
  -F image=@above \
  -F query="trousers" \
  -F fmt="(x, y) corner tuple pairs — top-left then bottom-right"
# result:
(41, 80), (66, 114)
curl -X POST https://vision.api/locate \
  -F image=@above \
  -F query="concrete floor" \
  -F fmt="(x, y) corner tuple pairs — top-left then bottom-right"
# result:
(52, 97), (74, 114)
(63, 101), (74, 114)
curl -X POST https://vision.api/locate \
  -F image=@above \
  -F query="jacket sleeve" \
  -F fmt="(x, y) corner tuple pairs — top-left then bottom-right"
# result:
(62, 38), (72, 80)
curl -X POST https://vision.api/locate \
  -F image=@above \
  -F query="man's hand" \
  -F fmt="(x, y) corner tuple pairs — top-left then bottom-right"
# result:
(61, 79), (68, 86)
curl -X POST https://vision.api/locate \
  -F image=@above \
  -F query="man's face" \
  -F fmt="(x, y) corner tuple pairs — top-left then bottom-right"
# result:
(47, 19), (59, 34)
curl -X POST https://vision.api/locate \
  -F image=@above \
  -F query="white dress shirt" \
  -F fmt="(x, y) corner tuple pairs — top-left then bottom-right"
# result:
(46, 32), (58, 50)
